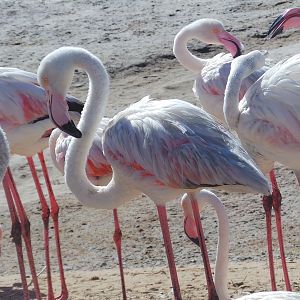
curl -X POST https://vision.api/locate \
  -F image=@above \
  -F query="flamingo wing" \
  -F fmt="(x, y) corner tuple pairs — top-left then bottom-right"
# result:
(86, 126), (112, 178)
(103, 97), (268, 193)
(240, 54), (300, 144)
(54, 118), (112, 179)
(0, 74), (47, 128)
(0, 67), (39, 85)
(0, 68), (83, 129)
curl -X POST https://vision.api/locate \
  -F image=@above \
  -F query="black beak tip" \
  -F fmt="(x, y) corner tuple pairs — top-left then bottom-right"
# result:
(233, 46), (242, 59)
(183, 218), (200, 247)
(187, 236), (200, 247)
(268, 27), (283, 39)
(267, 14), (284, 38)
(61, 121), (82, 138)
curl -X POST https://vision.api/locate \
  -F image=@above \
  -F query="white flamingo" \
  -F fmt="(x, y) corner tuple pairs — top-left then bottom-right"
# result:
(0, 67), (83, 300)
(37, 46), (270, 300)
(223, 49), (300, 291)
(182, 189), (300, 300)
(173, 18), (267, 123)
(173, 18), (284, 289)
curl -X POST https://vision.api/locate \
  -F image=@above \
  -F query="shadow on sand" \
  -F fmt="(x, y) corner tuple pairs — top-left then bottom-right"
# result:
(0, 282), (46, 299)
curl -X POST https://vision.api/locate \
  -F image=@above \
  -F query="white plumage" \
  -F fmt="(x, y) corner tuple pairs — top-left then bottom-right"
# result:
(225, 51), (300, 180)
(173, 18), (267, 123)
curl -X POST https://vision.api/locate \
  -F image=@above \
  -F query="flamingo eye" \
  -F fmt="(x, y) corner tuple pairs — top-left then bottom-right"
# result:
(212, 27), (221, 35)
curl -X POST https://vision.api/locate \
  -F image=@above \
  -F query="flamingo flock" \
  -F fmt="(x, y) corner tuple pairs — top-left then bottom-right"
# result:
(0, 6), (300, 300)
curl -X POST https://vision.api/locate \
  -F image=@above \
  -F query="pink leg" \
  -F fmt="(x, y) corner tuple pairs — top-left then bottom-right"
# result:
(37, 152), (68, 300)
(156, 205), (182, 300)
(190, 195), (219, 300)
(6, 168), (42, 300)
(113, 209), (127, 300)
(262, 195), (277, 291)
(2, 171), (29, 300)
(269, 170), (292, 291)
(27, 156), (55, 299)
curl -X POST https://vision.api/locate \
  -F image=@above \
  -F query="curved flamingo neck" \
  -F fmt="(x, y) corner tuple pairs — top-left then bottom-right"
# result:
(190, 190), (230, 300)
(63, 50), (127, 210)
(207, 193), (230, 300)
(223, 70), (243, 131)
(173, 28), (208, 74)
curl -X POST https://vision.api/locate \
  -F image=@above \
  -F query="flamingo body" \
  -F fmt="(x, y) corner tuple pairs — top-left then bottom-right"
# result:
(238, 291), (300, 300)
(232, 53), (300, 175)
(103, 96), (269, 206)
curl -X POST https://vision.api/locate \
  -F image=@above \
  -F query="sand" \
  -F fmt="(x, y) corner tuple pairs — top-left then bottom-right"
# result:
(0, 0), (299, 299)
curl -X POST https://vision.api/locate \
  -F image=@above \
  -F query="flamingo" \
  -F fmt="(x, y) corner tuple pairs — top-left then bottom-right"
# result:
(0, 67), (83, 300)
(173, 18), (267, 123)
(223, 49), (300, 291)
(182, 189), (300, 300)
(37, 46), (271, 300)
(49, 122), (128, 300)
(173, 18), (283, 290)
(0, 127), (9, 256)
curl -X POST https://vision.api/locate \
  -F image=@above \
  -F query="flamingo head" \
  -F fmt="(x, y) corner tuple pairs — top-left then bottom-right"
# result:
(230, 50), (268, 79)
(38, 47), (83, 138)
(181, 194), (200, 247)
(268, 8), (300, 38)
(188, 19), (244, 58)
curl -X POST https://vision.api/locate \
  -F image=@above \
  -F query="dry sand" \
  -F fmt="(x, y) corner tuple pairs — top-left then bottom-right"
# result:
(0, 0), (299, 299)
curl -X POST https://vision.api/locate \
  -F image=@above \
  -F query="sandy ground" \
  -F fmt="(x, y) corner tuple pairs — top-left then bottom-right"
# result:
(0, 0), (300, 299)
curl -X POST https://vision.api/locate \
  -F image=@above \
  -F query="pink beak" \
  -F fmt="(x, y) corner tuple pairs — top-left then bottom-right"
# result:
(218, 31), (244, 58)
(47, 93), (82, 138)
(184, 216), (200, 246)
(268, 8), (300, 38)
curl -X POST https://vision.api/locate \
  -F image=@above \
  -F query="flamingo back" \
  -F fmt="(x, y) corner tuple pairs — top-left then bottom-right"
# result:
(103, 97), (269, 195)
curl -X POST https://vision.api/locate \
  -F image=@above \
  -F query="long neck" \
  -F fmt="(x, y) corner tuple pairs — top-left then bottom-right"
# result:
(64, 53), (127, 210)
(173, 28), (208, 74)
(195, 190), (230, 300)
(0, 127), (9, 180)
(223, 70), (243, 130)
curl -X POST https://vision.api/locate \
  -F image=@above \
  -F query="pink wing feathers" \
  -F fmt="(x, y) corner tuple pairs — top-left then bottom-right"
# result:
(51, 117), (112, 181)
(103, 97), (268, 194)
(0, 68), (83, 130)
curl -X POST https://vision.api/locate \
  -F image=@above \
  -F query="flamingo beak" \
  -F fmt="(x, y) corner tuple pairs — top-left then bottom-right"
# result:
(268, 8), (300, 39)
(47, 93), (82, 138)
(218, 31), (244, 58)
(267, 13), (285, 38)
(184, 216), (200, 247)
